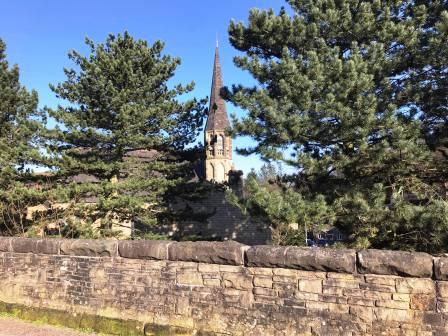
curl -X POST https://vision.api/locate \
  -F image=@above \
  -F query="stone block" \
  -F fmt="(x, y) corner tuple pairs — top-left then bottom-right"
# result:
(350, 306), (374, 323)
(434, 257), (448, 280)
(373, 307), (412, 322)
(365, 291), (392, 300)
(283, 298), (306, 308)
(296, 270), (327, 279)
(357, 249), (433, 278)
(253, 287), (276, 296)
(246, 267), (273, 276)
(198, 264), (220, 273)
(422, 312), (444, 326)
(118, 240), (170, 260)
(437, 281), (448, 298)
(347, 297), (375, 307)
(359, 282), (396, 293)
(295, 291), (319, 301)
(202, 273), (219, 280)
(60, 239), (117, 257)
(410, 294), (436, 311)
(177, 271), (203, 286)
(392, 293), (410, 302)
(437, 302), (448, 312)
(396, 278), (435, 294)
(0, 237), (12, 252)
(253, 276), (273, 288)
(273, 282), (296, 291)
(222, 272), (253, 290)
(323, 278), (360, 289)
(365, 275), (397, 286)
(203, 279), (221, 287)
(307, 301), (349, 314)
(176, 297), (189, 315)
(36, 239), (61, 254)
(343, 288), (364, 297)
(10, 238), (61, 255)
(322, 286), (344, 296)
(306, 300), (329, 311)
(219, 264), (244, 273)
(272, 268), (298, 277)
(168, 241), (247, 265)
(375, 299), (409, 310)
(246, 245), (356, 273)
(11, 238), (38, 253)
(222, 288), (240, 296)
(326, 272), (357, 280)
(318, 294), (347, 304)
(273, 275), (296, 283)
(298, 279), (322, 293)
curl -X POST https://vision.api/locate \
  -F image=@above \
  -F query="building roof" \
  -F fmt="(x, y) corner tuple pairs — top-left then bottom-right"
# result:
(205, 46), (230, 131)
(124, 149), (159, 162)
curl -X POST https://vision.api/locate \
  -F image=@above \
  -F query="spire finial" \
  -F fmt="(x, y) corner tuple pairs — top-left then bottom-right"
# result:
(216, 33), (219, 48)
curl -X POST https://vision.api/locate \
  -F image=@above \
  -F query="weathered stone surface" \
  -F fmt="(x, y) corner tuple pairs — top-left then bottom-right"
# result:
(246, 245), (356, 273)
(434, 257), (448, 280)
(349, 306), (374, 323)
(10, 238), (61, 255)
(395, 278), (435, 294)
(410, 294), (436, 311)
(36, 239), (61, 254)
(357, 249), (433, 278)
(10, 238), (38, 253)
(299, 279), (323, 293)
(118, 240), (170, 260)
(0, 237), (12, 252)
(176, 271), (203, 286)
(168, 241), (247, 265)
(253, 276), (272, 288)
(437, 281), (448, 297)
(60, 239), (117, 257)
(0, 237), (445, 335)
(223, 272), (253, 290)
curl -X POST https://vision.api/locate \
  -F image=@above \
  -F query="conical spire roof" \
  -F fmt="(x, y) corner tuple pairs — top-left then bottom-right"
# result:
(205, 45), (229, 131)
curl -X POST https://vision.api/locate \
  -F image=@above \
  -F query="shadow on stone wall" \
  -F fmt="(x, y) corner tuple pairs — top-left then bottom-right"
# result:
(135, 187), (271, 245)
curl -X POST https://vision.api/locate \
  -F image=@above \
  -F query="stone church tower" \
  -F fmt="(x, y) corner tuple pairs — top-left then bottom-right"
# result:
(204, 44), (233, 183)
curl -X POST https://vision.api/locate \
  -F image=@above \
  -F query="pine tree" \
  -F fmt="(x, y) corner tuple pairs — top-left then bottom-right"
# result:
(0, 39), (45, 235)
(45, 32), (206, 237)
(226, 1), (448, 252)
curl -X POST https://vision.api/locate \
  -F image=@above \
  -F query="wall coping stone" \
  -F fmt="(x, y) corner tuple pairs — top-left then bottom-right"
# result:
(60, 239), (117, 257)
(118, 240), (171, 260)
(434, 257), (448, 280)
(358, 249), (433, 278)
(0, 236), (441, 278)
(10, 238), (61, 255)
(0, 237), (12, 252)
(168, 241), (248, 265)
(246, 245), (356, 273)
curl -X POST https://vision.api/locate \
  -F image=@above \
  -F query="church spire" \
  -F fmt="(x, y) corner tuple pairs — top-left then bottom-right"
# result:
(204, 43), (233, 183)
(205, 44), (229, 131)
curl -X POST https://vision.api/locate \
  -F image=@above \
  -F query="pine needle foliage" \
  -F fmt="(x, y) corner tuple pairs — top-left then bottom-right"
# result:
(0, 39), (46, 235)
(226, 1), (448, 252)
(44, 32), (206, 235)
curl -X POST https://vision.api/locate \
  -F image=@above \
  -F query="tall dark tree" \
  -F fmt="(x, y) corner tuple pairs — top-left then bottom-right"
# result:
(0, 39), (45, 235)
(226, 1), (448, 252)
(45, 32), (206, 236)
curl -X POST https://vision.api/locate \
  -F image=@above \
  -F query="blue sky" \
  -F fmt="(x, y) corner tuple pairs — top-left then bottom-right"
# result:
(0, 0), (286, 175)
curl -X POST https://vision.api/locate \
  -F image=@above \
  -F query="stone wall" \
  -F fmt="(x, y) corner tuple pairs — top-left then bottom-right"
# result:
(0, 237), (447, 335)
(169, 189), (271, 245)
